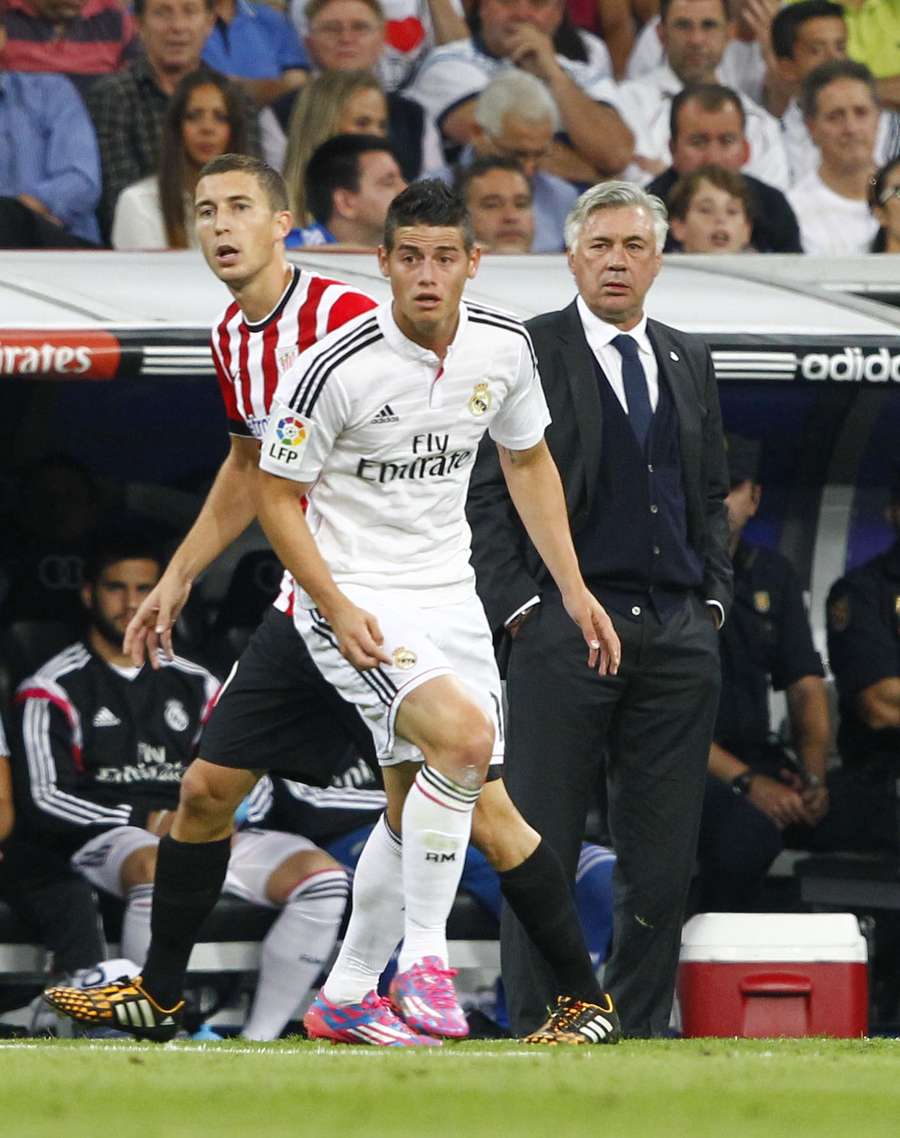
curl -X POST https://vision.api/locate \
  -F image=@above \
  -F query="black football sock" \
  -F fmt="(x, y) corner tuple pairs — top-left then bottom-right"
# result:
(140, 835), (231, 1008)
(499, 839), (605, 1005)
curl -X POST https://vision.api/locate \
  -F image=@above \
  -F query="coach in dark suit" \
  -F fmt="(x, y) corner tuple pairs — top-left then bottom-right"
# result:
(468, 181), (732, 1037)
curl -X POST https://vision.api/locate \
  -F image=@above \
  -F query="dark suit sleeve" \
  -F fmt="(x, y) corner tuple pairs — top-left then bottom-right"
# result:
(699, 346), (733, 617)
(467, 433), (542, 638)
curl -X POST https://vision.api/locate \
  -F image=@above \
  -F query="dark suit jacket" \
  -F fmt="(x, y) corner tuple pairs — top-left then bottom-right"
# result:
(467, 299), (733, 638)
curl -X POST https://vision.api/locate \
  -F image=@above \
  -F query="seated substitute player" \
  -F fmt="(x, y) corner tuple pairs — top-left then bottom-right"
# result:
(46, 157), (621, 1048)
(254, 179), (621, 1046)
(23, 528), (349, 1041)
(14, 528), (219, 971)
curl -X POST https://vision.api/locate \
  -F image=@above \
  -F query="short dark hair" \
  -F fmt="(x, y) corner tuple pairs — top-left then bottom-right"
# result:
(83, 521), (163, 585)
(659, 0), (728, 24)
(305, 133), (396, 225)
(800, 58), (878, 119)
(383, 179), (474, 251)
(667, 164), (754, 221)
(134, 0), (214, 16)
(771, 1), (844, 61)
(454, 156), (531, 203)
(670, 83), (746, 141)
(198, 153), (289, 213)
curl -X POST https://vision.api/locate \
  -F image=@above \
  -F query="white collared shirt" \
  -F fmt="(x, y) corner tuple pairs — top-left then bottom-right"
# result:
(576, 296), (659, 413)
(609, 61), (789, 192)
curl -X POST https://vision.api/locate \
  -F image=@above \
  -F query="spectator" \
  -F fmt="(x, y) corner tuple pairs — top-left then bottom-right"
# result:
(112, 70), (249, 250)
(839, 0), (900, 105)
(286, 132), (406, 246)
(0, 0), (137, 93)
(280, 70), (389, 220)
(870, 155), (900, 251)
(612, 0), (789, 190)
(455, 155), (535, 252)
(265, 0), (442, 180)
(821, 469), (900, 854)
(428, 70), (578, 251)
(668, 164), (754, 253)
(202, 0), (309, 107)
(646, 84), (802, 252)
(566, 0), (635, 77)
(0, 7), (101, 247)
(695, 435), (830, 912)
(406, 0), (632, 184)
(788, 58), (880, 253)
(292, 0), (468, 91)
(771, 1), (898, 185)
(86, 0), (259, 238)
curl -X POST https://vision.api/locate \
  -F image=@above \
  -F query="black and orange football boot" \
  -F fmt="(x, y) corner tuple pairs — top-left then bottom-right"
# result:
(43, 975), (184, 1042)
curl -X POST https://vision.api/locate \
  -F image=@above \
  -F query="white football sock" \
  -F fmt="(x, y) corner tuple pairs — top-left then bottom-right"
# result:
(121, 883), (154, 966)
(322, 815), (403, 1006)
(242, 869), (349, 1041)
(396, 765), (479, 972)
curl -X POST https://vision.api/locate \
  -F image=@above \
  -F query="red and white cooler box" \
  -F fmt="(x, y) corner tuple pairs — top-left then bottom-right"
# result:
(678, 912), (868, 1038)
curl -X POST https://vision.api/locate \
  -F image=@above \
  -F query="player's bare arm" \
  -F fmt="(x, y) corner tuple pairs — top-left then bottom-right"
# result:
(255, 470), (391, 670)
(498, 438), (620, 676)
(125, 435), (261, 667)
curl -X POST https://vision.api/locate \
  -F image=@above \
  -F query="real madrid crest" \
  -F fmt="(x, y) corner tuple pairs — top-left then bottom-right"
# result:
(468, 382), (492, 416)
(753, 590), (770, 614)
(392, 647), (417, 670)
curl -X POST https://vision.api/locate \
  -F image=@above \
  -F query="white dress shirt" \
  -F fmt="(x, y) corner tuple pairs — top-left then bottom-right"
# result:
(609, 62), (789, 192)
(575, 296), (659, 412)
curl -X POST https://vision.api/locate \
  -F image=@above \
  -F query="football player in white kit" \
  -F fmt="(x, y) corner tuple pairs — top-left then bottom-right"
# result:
(256, 179), (622, 1045)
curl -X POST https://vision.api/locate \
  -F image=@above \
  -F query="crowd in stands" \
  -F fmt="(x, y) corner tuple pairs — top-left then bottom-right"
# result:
(1, 0), (899, 253)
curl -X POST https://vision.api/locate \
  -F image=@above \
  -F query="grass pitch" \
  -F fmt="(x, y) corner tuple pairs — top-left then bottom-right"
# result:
(3, 1037), (899, 1138)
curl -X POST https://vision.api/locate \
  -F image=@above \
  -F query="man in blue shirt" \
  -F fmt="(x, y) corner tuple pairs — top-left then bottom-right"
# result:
(286, 132), (405, 248)
(0, 17), (101, 245)
(202, 0), (308, 107)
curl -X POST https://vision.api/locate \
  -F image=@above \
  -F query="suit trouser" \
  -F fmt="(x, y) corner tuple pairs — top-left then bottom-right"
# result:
(500, 590), (721, 1037)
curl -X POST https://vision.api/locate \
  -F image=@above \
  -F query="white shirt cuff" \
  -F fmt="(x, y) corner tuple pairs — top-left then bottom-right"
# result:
(706, 599), (724, 629)
(504, 596), (541, 627)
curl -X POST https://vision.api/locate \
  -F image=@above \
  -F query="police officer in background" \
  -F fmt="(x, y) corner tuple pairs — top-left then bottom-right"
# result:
(823, 470), (900, 852)
(696, 435), (830, 911)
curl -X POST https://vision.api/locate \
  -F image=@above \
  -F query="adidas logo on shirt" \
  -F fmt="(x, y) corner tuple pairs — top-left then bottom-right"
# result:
(93, 707), (122, 728)
(370, 404), (399, 424)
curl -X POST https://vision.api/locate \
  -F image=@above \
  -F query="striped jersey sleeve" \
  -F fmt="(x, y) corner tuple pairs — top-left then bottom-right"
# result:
(15, 656), (134, 835)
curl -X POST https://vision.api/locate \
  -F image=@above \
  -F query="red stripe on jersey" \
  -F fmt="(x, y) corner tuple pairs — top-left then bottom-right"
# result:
(297, 275), (331, 354)
(326, 289), (378, 334)
(261, 311), (281, 409)
(215, 302), (241, 421)
(16, 686), (85, 772)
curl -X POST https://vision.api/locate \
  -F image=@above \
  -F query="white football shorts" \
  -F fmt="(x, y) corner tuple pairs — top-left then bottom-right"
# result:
(71, 826), (159, 898)
(293, 585), (505, 768)
(224, 828), (323, 909)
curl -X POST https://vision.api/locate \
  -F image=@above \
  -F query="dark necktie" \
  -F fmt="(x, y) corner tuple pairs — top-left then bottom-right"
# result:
(611, 333), (653, 450)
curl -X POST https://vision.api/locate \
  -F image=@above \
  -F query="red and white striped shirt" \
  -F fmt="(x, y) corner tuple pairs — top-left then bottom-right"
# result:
(210, 264), (377, 613)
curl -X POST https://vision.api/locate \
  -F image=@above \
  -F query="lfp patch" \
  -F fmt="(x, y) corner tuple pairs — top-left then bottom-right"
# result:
(261, 403), (313, 474)
(276, 416), (306, 447)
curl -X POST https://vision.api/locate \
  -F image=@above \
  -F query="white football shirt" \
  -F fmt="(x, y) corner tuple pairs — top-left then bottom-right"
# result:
(259, 299), (551, 605)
